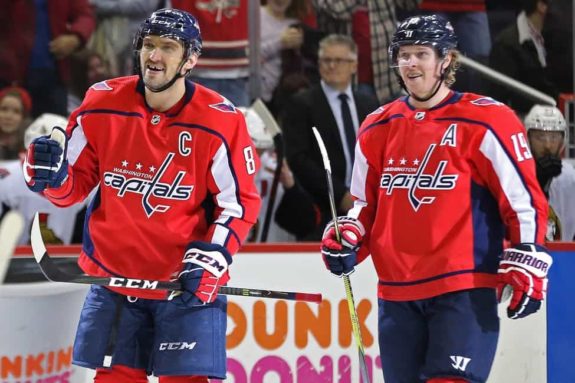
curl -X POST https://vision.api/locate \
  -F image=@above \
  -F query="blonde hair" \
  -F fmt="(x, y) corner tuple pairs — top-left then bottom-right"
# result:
(444, 50), (461, 87)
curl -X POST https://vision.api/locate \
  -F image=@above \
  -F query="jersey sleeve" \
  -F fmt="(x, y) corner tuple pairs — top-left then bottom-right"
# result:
(203, 113), (261, 255)
(348, 112), (384, 262)
(44, 102), (100, 207)
(470, 106), (548, 245)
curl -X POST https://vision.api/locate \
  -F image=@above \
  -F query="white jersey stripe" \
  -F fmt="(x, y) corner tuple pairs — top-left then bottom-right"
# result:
(211, 143), (244, 219)
(479, 130), (537, 242)
(68, 115), (88, 166)
(349, 144), (370, 219)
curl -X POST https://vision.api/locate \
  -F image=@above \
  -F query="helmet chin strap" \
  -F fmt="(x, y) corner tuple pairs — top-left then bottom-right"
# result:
(143, 58), (189, 93)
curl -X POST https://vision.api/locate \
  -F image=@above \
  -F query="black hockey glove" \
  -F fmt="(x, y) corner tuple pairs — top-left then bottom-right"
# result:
(535, 155), (562, 191)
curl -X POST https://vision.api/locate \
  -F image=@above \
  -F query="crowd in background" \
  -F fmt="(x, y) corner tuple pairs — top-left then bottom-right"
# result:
(0, 0), (573, 243)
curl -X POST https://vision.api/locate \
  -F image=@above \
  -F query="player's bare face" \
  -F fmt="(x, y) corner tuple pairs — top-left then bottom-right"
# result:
(397, 45), (446, 98)
(529, 130), (564, 158)
(318, 44), (357, 91)
(140, 36), (186, 90)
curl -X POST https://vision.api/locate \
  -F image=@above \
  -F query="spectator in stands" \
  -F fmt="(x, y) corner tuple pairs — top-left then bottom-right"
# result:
(489, 0), (559, 116)
(398, 0), (492, 94)
(0, 87), (32, 160)
(68, 50), (112, 114)
(313, 0), (421, 104)
(88, 0), (163, 76)
(525, 105), (575, 241)
(281, 34), (379, 240)
(543, 0), (573, 94)
(241, 105), (320, 242)
(260, 0), (304, 113)
(0, 0), (95, 118)
(170, 0), (250, 106)
(486, 0), (521, 40)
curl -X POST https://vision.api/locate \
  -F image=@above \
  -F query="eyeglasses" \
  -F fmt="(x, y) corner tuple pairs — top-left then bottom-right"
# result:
(318, 57), (355, 66)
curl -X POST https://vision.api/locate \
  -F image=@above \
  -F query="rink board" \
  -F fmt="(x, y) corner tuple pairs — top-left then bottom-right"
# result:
(3, 243), (573, 383)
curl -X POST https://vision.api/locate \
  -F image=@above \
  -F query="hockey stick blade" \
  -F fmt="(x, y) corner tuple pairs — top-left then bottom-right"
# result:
(312, 128), (371, 383)
(30, 213), (322, 303)
(0, 211), (25, 283)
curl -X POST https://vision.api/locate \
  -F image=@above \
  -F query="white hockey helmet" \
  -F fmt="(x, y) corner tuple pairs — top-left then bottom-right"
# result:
(238, 107), (274, 150)
(524, 105), (567, 133)
(24, 113), (68, 148)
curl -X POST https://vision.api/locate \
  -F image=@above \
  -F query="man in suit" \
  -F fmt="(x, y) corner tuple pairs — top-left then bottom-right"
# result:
(281, 34), (379, 240)
(489, 0), (559, 116)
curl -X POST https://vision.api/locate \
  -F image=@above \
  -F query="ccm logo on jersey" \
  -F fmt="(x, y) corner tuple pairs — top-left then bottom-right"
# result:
(103, 153), (193, 217)
(159, 342), (197, 351)
(380, 144), (459, 211)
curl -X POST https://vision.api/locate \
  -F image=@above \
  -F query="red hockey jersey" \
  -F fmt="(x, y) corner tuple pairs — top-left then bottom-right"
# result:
(350, 92), (548, 301)
(45, 76), (261, 299)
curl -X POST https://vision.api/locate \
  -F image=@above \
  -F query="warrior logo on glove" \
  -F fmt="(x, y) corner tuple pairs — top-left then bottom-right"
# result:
(497, 243), (552, 319)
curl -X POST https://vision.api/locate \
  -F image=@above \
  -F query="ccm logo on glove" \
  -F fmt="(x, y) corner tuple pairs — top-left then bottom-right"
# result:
(182, 249), (228, 277)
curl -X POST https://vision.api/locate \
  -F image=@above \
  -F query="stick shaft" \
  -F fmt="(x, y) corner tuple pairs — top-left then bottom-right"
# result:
(312, 127), (370, 382)
(30, 213), (322, 304)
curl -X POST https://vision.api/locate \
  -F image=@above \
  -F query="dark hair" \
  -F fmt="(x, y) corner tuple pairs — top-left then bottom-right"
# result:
(285, 0), (310, 20)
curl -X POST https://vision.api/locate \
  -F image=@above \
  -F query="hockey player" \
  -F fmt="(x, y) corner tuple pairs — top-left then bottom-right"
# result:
(23, 8), (260, 383)
(0, 113), (86, 245)
(320, 15), (550, 383)
(525, 104), (575, 241)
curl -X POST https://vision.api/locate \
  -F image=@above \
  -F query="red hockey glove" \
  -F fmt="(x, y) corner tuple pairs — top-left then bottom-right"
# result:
(23, 127), (69, 192)
(497, 243), (552, 319)
(321, 217), (365, 276)
(175, 241), (232, 305)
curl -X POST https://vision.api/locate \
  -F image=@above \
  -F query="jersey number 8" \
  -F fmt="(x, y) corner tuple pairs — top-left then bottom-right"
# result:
(243, 146), (256, 175)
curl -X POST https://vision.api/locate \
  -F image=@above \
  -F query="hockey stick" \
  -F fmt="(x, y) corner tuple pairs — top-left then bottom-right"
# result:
(0, 211), (25, 283)
(252, 99), (284, 242)
(260, 132), (284, 242)
(30, 213), (322, 303)
(312, 127), (370, 382)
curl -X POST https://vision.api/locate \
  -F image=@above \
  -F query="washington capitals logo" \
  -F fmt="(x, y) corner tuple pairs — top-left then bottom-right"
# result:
(103, 153), (193, 217)
(471, 97), (502, 106)
(380, 144), (459, 211)
(209, 98), (236, 113)
(90, 81), (113, 91)
(196, 0), (240, 22)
